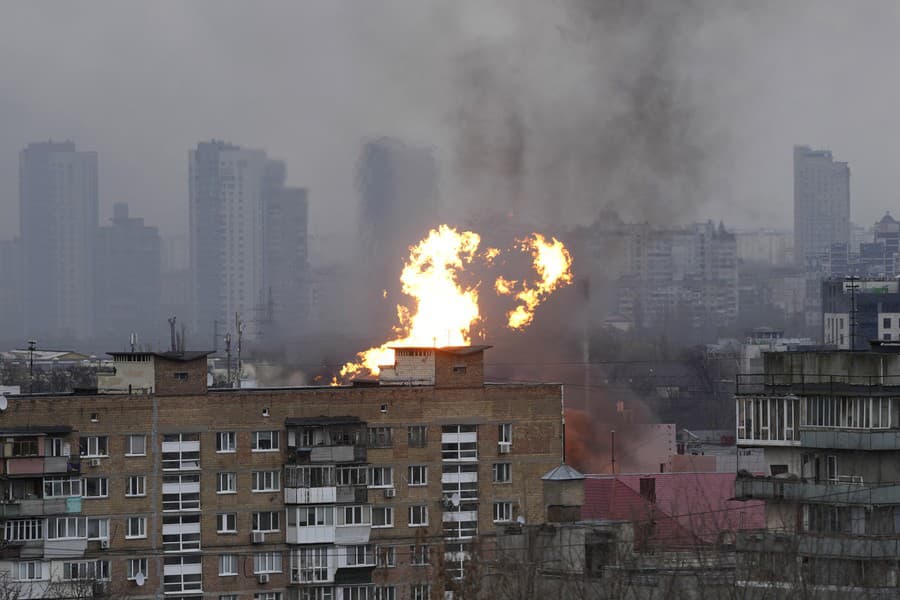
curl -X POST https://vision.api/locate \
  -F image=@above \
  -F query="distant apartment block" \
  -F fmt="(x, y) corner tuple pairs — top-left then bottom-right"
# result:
(19, 141), (98, 341)
(94, 203), (161, 349)
(793, 145), (850, 270)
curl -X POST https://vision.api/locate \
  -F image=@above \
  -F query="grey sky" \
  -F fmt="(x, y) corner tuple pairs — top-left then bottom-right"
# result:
(1, 1), (899, 242)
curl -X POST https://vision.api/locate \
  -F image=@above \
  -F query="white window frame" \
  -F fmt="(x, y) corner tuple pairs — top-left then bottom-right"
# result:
(87, 517), (109, 541)
(127, 558), (148, 581)
(493, 462), (511, 484)
(219, 554), (238, 576)
(217, 431), (237, 453)
(408, 465), (427, 486)
(13, 561), (43, 581)
(499, 423), (512, 444)
(410, 584), (430, 600)
(126, 434), (147, 456)
(252, 470), (281, 492)
(410, 545), (430, 566)
(252, 511), (281, 533)
(408, 505), (428, 527)
(79, 435), (109, 458)
(251, 431), (279, 452)
(338, 505), (371, 526)
(217, 513), (237, 534)
(217, 472), (237, 494)
(126, 475), (147, 497)
(82, 477), (108, 499)
(377, 545), (396, 568)
(372, 506), (394, 528)
(253, 551), (283, 574)
(44, 476), (82, 498)
(368, 466), (393, 488)
(493, 501), (513, 523)
(126, 516), (147, 539)
(48, 517), (86, 540)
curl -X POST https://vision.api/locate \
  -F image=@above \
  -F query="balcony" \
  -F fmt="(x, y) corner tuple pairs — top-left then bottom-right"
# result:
(737, 530), (900, 560)
(17, 496), (82, 516)
(287, 525), (335, 545)
(3, 456), (79, 476)
(336, 486), (367, 504)
(284, 487), (337, 505)
(290, 445), (366, 464)
(735, 476), (900, 506)
(799, 428), (900, 450)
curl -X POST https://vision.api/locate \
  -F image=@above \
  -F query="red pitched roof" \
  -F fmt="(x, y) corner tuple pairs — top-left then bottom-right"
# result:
(582, 472), (765, 548)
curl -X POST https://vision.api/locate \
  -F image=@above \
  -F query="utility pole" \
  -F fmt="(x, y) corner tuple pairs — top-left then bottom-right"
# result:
(235, 313), (244, 389)
(846, 275), (860, 350)
(225, 333), (232, 388)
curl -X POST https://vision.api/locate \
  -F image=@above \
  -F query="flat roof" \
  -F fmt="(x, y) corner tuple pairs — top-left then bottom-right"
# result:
(107, 351), (214, 362)
(390, 345), (492, 356)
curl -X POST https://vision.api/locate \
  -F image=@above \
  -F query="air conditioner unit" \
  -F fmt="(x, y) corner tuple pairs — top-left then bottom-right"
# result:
(252, 531), (266, 544)
(498, 442), (511, 454)
(100, 539), (110, 550)
(257, 574), (270, 585)
(384, 488), (396, 498)
(89, 458), (101, 467)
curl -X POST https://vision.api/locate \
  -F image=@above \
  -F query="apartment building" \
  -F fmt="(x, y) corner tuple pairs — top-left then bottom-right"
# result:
(733, 348), (900, 597)
(0, 345), (563, 600)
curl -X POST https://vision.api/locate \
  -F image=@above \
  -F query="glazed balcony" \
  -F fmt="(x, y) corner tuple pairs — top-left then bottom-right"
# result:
(735, 475), (900, 506)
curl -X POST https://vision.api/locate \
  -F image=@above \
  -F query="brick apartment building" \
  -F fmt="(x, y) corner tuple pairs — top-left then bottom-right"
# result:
(0, 346), (564, 600)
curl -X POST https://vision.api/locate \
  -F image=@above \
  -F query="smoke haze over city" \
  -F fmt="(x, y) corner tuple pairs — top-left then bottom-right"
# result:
(2, 0), (900, 244)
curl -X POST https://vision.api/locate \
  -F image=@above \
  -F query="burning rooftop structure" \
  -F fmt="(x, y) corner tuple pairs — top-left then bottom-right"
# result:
(336, 224), (572, 382)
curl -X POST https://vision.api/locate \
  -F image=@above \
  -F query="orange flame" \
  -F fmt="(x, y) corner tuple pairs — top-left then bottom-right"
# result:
(340, 225), (481, 378)
(496, 233), (573, 330)
(336, 226), (573, 381)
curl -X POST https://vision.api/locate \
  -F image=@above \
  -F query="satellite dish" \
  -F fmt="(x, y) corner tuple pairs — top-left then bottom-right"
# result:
(450, 492), (461, 507)
(0, 395), (7, 411)
(134, 572), (145, 587)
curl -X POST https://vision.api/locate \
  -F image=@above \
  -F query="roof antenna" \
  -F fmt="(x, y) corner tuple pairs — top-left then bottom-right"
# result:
(130, 332), (137, 353)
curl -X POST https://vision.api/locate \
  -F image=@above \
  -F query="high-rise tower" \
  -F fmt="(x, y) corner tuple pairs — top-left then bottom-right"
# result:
(793, 145), (850, 269)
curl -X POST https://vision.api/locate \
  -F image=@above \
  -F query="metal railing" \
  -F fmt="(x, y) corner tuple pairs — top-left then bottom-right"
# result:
(736, 373), (900, 395)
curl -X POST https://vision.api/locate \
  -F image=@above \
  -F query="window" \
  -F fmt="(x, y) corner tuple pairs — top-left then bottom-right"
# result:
(340, 588), (368, 600)
(410, 584), (430, 600)
(408, 465), (427, 486)
(367, 427), (392, 448)
(48, 437), (65, 457)
(639, 478), (656, 503)
(493, 501), (513, 523)
(372, 507), (394, 528)
(127, 516), (147, 539)
(408, 505), (428, 527)
(252, 431), (279, 451)
(254, 552), (282, 574)
(337, 465), (367, 486)
(219, 554), (238, 576)
(295, 546), (329, 583)
(441, 424), (477, 461)
(368, 467), (393, 488)
(827, 455), (838, 482)
(253, 470), (281, 492)
(126, 475), (146, 497)
(82, 477), (108, 498)
(163, 555), (202, 594)
(499, 423), (512, 444)
(221, 596), (239, 600)
(163, 474), (200, 511)
(253, 511), (280, 532)
(87, 518), (109, 540)
(14, 561), (43, 581)
(163, 514), (201, 552)
(345, 545), (375, 567)
(374, 587), (396, 600)
(126, 434), (146, 456)
(377, 545), (396, 567)
(127, 558), (148, 580)
(79, 435), (109, 457)
(885, 317), (892, 329)
(410, 545), (430, 566)
(217, 472), (237, 494)
(62, 560), (109, 581)
(48, 517), (86, 540)
(217, 513), (237, 534)
(44, 476), (81, 498)
(408, 425), (427, 448)
(162, 433), (200, 470)
(293, 506), (334, 527)
(493, 463), (511, 483)
(338, 505), (371, 526)
(217, 431), (237, 453)
(173, 372), (189, 381)
(255, 594), (283, 600)
(5, 519), (43, 541)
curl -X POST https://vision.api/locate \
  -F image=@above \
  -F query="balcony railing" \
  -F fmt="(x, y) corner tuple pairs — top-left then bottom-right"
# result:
(734, 475), (900, 506)
(736, 373), (900, 395)
(799, 428), (900, 450)
(289, 446), (367, 464)
(737, 529), (900, 560)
